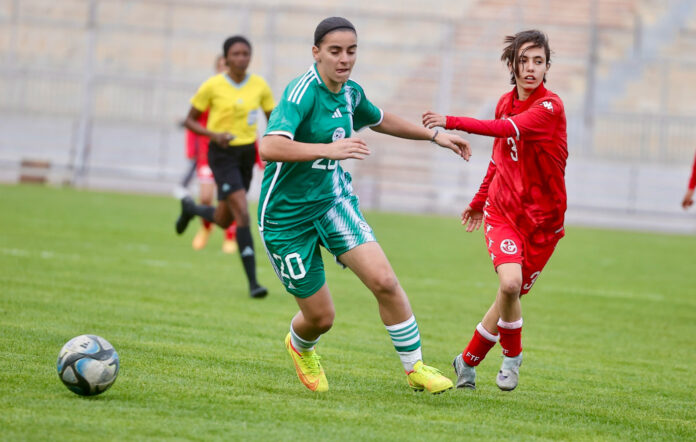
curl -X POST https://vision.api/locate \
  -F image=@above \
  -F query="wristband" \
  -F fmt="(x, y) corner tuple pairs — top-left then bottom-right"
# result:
(430, 129), (439, 144)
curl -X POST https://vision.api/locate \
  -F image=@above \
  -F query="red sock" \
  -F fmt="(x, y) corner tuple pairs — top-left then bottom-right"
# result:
(462, 323), (498, 366)
(225, 223), (237, 240)
(203, 220), (212, 230)
(498, 318), (523, 357)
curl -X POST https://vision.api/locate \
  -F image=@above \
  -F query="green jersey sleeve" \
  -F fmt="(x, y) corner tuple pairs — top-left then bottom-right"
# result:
(346, 82), (383, 132)
(265, 76), (315, 139)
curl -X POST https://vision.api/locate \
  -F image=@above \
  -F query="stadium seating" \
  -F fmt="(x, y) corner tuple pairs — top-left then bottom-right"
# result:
(1, 0), (695, 221)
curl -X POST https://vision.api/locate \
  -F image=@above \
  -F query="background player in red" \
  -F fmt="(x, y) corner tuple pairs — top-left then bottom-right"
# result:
(423, 29), (567, 391)
(188, 55), (241, 254)
(681, 150), (696, 209)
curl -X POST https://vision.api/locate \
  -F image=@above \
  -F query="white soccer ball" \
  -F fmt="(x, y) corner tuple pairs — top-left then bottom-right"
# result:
(56, 334), (120, 396)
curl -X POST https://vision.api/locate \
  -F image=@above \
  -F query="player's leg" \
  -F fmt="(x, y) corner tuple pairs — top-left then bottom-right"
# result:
(494, 262), (524, 391)
(316, 196), (450, 392)
(338, 241), (453, 394)
(283, 284), (333, 392)
(192, 180), (215, 250)
(222, 222), (238, 254)
(263, 226), (331, 392)
(453, 300), (500, 389)
(174, 158), (197, 198)
(453, 204), (521, 389)
(222, 188), (265, 297)
(222, 144), (265, 296)
(175, 147), (223, 234)
(496, 235), (562, 391)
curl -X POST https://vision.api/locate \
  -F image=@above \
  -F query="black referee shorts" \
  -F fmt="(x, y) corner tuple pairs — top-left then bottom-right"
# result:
(207, 141), (256, 201)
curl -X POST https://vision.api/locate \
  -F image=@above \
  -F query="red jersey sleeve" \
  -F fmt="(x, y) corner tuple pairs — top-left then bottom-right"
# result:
(469, 160), (497, 211)
(689, 151), (696, 190)
(446, 97), (562, 142)
(508, 97), (562, 140)
(446, 116), (516, 138)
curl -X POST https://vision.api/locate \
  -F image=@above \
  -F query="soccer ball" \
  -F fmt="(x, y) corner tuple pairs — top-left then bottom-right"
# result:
(56, 334), (120, 396)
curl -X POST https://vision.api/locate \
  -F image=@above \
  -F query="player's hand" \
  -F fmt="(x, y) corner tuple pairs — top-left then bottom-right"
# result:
(682, 189), (694, 209)
(434, 132), (472, 161)
(422, 111), (447, 129)
(461, 205), (483, 232)
(211, 132), (235, 146)
(326, 137), (371, 160)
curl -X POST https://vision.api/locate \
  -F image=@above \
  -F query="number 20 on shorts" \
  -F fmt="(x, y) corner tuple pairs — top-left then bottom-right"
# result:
(272, 253), (307, 280)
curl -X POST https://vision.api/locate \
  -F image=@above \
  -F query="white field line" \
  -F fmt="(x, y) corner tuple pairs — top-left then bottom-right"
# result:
(1, 247), (192, 269)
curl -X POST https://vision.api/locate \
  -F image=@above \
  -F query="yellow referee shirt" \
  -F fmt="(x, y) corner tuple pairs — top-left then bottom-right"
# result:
(190, 73), (275, 147)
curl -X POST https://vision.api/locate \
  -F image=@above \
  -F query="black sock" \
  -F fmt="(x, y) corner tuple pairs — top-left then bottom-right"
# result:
(191, 204), (216, 223)
(236, 226), (258, 287)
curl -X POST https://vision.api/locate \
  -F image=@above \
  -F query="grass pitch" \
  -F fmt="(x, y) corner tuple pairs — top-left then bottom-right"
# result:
(1, 184), (694, 440)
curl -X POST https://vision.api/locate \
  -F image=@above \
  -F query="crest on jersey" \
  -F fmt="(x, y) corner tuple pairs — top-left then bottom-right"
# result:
(332, 127), (346, 141)
(541, 101), (554, 112)
(500, 239), (517, 255)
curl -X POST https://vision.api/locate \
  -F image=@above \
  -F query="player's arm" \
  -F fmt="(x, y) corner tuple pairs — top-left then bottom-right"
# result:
(683, 151), (696, 209)
(184, 106), (234, 146)
(423, 101), (559, 140)
(259, 135), (370, 163)
(373, 111), (471, 160)
(461, 160), (496, 232)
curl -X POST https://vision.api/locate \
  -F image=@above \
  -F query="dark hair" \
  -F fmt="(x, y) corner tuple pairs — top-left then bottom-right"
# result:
(314, 17), (356, 47)
(223, 35), (251, 57)
(501, 30), (551, 85)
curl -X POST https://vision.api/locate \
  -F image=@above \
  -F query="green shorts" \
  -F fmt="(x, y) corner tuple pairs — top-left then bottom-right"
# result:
(259, 195), (376, 298)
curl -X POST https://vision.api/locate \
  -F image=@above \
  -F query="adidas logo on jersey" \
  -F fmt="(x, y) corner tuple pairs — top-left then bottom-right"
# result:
(541, 101), (554, 111)
(331, 108), (343, 118)
(288, 282), (296, 289)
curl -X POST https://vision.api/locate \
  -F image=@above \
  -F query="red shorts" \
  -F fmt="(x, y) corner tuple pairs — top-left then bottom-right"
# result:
(483, 203), (563, 295)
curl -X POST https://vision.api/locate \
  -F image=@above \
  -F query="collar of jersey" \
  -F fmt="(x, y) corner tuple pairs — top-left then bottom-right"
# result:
(507, 82), (547, 115)
(224, 73), (250, 88)
(312, 63), (349, 95)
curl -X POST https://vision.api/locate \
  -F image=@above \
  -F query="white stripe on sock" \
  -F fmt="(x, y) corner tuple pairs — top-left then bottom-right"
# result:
(476, 322), (500, 342)
(497, 318), (523, 329)
(385, 315), (416, 332)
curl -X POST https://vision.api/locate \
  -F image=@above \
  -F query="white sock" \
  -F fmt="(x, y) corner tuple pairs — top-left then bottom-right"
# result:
(290, 324), (319, 352)
(385, 315), (422, 372)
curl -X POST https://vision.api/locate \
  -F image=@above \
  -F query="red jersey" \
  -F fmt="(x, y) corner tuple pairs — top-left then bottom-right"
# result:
(185, 110), (210, 166)
(689, 151), (696, 191)
(446, 84), (567, 236)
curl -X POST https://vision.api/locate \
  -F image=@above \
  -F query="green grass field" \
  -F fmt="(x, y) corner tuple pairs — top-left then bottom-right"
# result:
(1, 184), (694, 440)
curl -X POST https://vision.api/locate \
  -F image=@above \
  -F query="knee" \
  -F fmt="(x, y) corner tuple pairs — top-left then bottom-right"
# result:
(214, 213), (232, 228)
(499, 276), (522, 298)
(369, 272), (401, 296)
(307, 311), (335, 334)
(227, 200), (250, 225)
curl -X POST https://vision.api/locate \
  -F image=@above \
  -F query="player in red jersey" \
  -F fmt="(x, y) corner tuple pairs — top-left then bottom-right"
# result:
(423, 29), (567, 391)
(187, 55), (240, 253)
(682, 151), (696, 209)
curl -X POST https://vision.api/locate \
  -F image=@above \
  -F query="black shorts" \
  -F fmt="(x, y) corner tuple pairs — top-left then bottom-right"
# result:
(207, 141), (256, 201)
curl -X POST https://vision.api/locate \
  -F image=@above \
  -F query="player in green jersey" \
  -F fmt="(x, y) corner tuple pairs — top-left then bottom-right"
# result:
(258, 17), (471, 394)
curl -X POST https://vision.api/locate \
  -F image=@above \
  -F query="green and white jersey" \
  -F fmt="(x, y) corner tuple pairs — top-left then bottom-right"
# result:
(258, 64), (383, 231)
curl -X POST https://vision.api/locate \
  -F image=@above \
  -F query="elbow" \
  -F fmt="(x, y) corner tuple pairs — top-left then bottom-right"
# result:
(258, 138), (269, 161)
(258, 137), (274, 162)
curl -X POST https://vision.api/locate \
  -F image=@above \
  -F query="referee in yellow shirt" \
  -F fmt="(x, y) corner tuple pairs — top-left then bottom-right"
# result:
(177, 35), (275, 299)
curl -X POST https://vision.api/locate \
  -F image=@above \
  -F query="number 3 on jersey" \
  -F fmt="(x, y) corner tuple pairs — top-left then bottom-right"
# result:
(272, 253), (307, 280)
